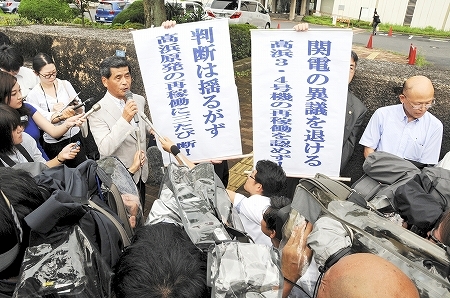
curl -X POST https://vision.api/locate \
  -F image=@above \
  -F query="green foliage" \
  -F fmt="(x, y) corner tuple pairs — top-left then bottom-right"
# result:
(302, 15), (332, 25)
(0, 15), (33, 26)
(111, 21), (145, 30)
(415, 54), (430, 67)
(113, 0), (144, 25)
(229, 23), (256, 61)
(235, 69), (251, 77)
(72, 17), (94, 25)
(19, 0), (75, 23)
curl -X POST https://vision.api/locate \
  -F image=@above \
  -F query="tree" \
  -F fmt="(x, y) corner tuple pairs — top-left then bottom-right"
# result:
(143, 0), (167, 28)
(69, 0), (92, 26)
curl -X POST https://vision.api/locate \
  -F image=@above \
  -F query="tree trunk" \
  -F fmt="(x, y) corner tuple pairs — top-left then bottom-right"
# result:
(143, 0), (167, 28)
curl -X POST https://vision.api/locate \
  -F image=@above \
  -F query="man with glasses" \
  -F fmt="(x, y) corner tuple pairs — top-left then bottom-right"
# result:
(360, 75), (442, 166)
(226, 160), (286, 246)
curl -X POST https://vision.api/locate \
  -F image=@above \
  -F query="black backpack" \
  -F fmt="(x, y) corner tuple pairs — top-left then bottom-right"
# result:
(12, 159), (133, 297)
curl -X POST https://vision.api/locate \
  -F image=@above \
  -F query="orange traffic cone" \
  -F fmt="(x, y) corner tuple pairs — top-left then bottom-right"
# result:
(366, 34), (373, 49)
(388, 26), (393, 36)
(408, 44), (417, 65)
(277, 23), (280, 29)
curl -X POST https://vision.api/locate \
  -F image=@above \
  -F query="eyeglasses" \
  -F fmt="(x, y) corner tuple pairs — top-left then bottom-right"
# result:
(402, 93), (435, 110)
(39, 71), (57, 79)
(428, 227), (448, 251)
(248, 173), (259, 183)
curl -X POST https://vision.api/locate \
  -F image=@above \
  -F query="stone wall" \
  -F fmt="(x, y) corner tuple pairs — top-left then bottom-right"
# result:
(1, 25), (143, 103)
(2, 25), (449, 182)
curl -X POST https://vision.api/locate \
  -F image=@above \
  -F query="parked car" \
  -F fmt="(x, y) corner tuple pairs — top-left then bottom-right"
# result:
(95, 1), (128, 23)
(0, 0), (20, 14)
(205, 0), (271, 29)
(166, 0), (204, 15)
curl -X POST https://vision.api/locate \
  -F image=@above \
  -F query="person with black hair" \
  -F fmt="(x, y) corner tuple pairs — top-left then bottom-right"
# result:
(372, 10), (381, 35)
(261, 195), (292, 248)
(0, 72), (84, 161)
(0, 105), (80, 167)
(0, 44), (39, 97)
(0, 168), (46, 297)
(26, 53), (87, 167)
(226, 160), (286, 246)
(113, 223), (209, 298)
(0, 32), (11, 46)
(89, 56), (151, 207)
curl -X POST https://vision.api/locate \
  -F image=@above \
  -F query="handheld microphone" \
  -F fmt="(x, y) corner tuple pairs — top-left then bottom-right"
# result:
(72, 97), (93, 110)
(81, 103), (101, 119)
(139, 112), (163, 139)
(125, 90), (139, 123)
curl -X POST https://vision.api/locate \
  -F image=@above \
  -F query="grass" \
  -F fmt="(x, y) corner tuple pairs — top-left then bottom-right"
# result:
(303, 15), (450, 38)
(415, 54), (430, 67)
(235, 69), (251, 77)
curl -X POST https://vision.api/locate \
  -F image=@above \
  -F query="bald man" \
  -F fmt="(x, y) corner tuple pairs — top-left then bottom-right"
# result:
(360, 75), (442, 165)
(316, 253), (419, 298)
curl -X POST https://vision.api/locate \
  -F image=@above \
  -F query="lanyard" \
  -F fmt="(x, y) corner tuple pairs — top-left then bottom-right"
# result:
(40, 82), (58, 112)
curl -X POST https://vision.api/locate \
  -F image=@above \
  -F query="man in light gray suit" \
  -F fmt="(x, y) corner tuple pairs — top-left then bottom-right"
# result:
(89, 56), (149, 206)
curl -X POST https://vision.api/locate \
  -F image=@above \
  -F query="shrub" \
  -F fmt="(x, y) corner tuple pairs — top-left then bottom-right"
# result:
(19, 0), (75, 23)
(111, 21), (145, 30)
(113, 0), (145, 25)
(229, 23), (256, 61)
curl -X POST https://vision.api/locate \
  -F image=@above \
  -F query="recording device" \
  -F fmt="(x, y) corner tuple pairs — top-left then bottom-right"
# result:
(139, 112), (162, 139)
(59, 92), (82, 112)
(81, 103), (101, 119)
(125, 90), (139, 123)
(71, 141), (81, 151)
(72, 98), (93, 110)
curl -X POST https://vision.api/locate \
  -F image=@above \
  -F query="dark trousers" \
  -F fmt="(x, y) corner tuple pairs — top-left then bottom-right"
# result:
(43, 132), (87, 168)
(372, 23), (378, 34)
(136, 179), (146, 210)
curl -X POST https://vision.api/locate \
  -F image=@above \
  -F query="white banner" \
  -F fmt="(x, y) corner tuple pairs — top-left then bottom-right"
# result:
(251, 28), (353, 177)
(132, 19), (242, 163)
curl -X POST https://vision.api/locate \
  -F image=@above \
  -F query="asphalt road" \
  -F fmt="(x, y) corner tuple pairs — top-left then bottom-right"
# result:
(273, 19), (450, 70)
(79, 14), (450, 70)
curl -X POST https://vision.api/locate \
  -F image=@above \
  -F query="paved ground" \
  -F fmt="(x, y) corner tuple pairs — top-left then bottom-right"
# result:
(142, 44), (409, 218)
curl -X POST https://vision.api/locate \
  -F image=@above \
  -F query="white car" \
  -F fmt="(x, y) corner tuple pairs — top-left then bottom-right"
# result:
(205, 0), (271, 29)
(166, 0), (204, 15)
(0, 0), (20, 13)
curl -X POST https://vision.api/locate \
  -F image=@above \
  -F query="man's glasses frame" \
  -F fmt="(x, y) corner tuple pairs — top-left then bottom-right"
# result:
(428, 227), (448, 251)
(401, 93), (435, 110)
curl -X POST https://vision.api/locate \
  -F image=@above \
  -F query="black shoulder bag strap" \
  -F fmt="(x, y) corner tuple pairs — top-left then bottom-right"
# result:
(0, 144), (34, 167)
(15, 144), (34, 162)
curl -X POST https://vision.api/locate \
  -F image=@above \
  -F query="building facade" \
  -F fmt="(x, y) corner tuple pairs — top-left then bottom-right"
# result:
(313, 0), (450, 30)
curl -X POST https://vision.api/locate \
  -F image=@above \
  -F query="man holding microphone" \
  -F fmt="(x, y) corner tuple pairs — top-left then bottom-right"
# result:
(89, 56), (150, 207)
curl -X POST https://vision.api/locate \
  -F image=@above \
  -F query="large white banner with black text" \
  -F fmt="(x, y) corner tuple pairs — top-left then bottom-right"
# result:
(132, 19), (242, 163)
(252, 28), (353, 178)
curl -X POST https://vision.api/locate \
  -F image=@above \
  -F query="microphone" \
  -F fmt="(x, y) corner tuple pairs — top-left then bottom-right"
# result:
(139, 112), (163, 139)
(125, 90), (139, 123)
(72, 97), (93, 110)
(81, 103), (101, 119)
